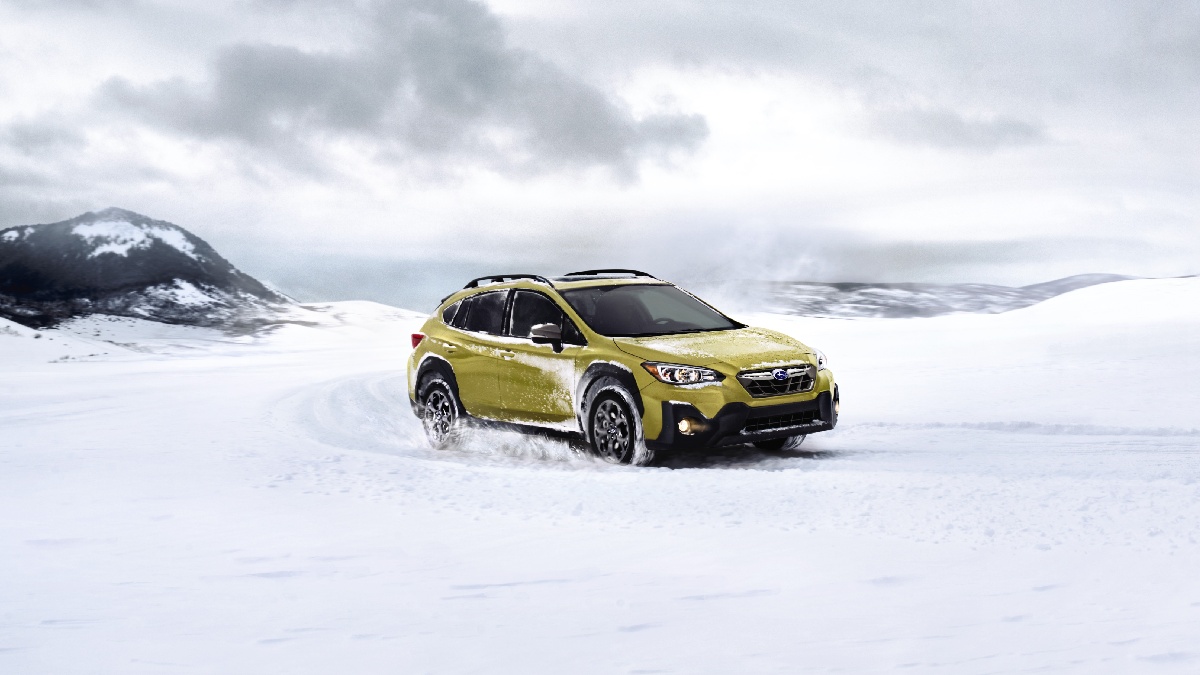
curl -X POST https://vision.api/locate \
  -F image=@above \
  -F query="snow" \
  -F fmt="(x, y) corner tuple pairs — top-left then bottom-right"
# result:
(0, 317), (128, 363)
(744, 277), (1200, 430)
(72, 220), (199, 259)
(0, 317), (35, 337)
(3, 278), (1200, 673)
(146, 226), (198, 259)
(145, 279), (219, 307)
(1, 227), (29, 242)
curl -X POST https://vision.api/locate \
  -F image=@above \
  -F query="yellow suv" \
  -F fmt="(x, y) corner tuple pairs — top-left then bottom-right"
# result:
(408, 270), (839, 465)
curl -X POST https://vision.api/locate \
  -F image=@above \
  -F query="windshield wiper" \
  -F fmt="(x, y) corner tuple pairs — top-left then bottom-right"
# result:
(668, 326), (740, 334)
(617, 327), (736, 337)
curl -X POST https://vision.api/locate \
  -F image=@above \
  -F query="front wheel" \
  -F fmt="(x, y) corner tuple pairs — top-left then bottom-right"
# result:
(587, 386), (654, 466)
(753, 435), (805, 452)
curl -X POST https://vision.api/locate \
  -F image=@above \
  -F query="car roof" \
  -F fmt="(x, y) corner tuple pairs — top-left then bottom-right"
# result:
(439, 276), (670, 307)
(551, 277), (671, 290)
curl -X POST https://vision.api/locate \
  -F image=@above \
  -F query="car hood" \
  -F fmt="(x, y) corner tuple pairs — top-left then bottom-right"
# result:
(612, 327), (814, 371)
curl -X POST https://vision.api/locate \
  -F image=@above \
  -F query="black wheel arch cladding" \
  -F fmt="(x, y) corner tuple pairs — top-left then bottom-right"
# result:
(416, 355), (463, 413)
(577, 365), (643, 444)
(577, 363), (643, 414)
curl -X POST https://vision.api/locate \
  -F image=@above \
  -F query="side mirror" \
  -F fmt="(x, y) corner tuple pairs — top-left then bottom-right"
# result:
(530, 323), (563, 352)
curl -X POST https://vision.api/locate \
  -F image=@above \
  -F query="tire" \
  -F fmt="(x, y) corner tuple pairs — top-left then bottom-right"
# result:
(585, 378), (654, 466)
(752, 435), (806, 452)
(419, 373), (463, 450)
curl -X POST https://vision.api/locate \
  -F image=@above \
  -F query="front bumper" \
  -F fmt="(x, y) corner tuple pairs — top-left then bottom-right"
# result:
(646, 386), (839, 451)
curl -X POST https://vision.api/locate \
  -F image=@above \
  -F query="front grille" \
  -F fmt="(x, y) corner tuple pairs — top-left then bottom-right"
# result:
(743, 410), (821, 434)
(737, 364), (816, 398)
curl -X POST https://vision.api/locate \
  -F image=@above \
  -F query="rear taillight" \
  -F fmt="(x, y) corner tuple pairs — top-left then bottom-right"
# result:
(411, 333), (426, 349)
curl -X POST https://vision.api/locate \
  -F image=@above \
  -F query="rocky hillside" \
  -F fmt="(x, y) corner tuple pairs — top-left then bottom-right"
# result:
(0, 208), (291, 328)
(758, 274), (1138, 319)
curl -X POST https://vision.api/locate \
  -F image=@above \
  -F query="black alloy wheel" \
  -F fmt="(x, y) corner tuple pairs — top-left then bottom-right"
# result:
(591, 396), (634, 464)
(421, 381), (459, 449)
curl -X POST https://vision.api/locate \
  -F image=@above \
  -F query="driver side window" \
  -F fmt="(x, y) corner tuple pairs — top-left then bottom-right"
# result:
(508, 290), (586, 346)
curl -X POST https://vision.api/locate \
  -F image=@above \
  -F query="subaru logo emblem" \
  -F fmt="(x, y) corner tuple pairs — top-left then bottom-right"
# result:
(771, 368), (788, 381)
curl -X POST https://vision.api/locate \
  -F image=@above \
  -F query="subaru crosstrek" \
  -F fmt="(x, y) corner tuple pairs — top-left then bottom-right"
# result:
(408, 270), (839, 465)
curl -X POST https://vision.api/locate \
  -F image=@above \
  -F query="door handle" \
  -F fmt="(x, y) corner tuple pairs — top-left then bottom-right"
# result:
(444, 344), (458, 354)
(500, 350), (516, 360)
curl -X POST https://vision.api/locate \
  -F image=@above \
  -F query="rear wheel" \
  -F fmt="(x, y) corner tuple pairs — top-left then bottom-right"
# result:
(753, 435), (805, 452)
(420, 375), (462, 449)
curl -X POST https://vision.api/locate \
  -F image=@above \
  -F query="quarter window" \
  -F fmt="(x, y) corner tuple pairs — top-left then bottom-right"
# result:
(449, 296), (472, 329)
(441, 299), (462, 324)
(561, 319), (585, 346)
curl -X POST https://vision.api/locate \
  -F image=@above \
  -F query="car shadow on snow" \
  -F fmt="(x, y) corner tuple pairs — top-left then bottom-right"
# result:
(467, 424), (845, 470)
(457, 420), (846, 470)
(656, 446), (844, 470)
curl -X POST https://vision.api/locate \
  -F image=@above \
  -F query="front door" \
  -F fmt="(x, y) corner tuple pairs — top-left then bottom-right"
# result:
(498, 290), (583, 427)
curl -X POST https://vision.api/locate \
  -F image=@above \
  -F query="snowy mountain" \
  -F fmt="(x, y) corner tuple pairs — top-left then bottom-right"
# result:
(757, 273), (1137, 318)
(0, 207), (291, 328)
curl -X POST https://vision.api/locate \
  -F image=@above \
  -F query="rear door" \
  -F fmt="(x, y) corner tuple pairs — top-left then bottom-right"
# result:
(444, 290), (509, 418)
(498, 289), (585, 426)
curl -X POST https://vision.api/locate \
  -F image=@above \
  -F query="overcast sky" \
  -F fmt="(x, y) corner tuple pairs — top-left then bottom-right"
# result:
(1, 0), (1197, 306)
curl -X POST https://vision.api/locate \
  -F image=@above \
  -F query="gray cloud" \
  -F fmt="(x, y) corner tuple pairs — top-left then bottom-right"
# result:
(871, 107), (1045, 150)
(97, 0), (707, 177)
(5, 0), (135, 8)
(2, 119), (88, 155)
(0, 167), (52, 189)
(0, 189), (90, 232)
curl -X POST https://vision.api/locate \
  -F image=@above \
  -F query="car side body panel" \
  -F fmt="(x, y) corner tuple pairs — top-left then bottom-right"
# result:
(443, 328), (506, 418)
(498, 339), (582, 426)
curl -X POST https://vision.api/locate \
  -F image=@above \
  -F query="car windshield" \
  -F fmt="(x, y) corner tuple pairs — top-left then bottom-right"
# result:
(560, 284), (743, 337)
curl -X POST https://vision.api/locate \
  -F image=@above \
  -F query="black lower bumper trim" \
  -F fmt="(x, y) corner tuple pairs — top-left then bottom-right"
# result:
(646, 391), (837, 451)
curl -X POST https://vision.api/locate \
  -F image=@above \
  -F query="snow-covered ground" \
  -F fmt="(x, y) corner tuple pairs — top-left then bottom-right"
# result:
(2, 279), (1199, 673)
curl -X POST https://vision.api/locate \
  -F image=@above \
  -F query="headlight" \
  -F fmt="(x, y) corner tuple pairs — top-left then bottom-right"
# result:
(813, 349), (828, 371)
(642, 362), (724, 385)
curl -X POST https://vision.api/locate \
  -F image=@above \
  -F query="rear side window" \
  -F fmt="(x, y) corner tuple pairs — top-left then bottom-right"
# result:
(462, 291), (507, 335)
(441, 300), (462, 324)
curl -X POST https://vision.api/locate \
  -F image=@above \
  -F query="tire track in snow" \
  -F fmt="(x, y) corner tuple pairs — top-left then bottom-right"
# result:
(272, 371), (601, 468)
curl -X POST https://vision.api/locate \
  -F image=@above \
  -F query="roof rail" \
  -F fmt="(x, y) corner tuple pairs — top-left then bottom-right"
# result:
(463, 274), (555, 289)
(564, 269), (657, 278)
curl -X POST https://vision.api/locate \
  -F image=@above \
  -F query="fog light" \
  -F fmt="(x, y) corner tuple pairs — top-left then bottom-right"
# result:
(677, 417), (708, 435)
